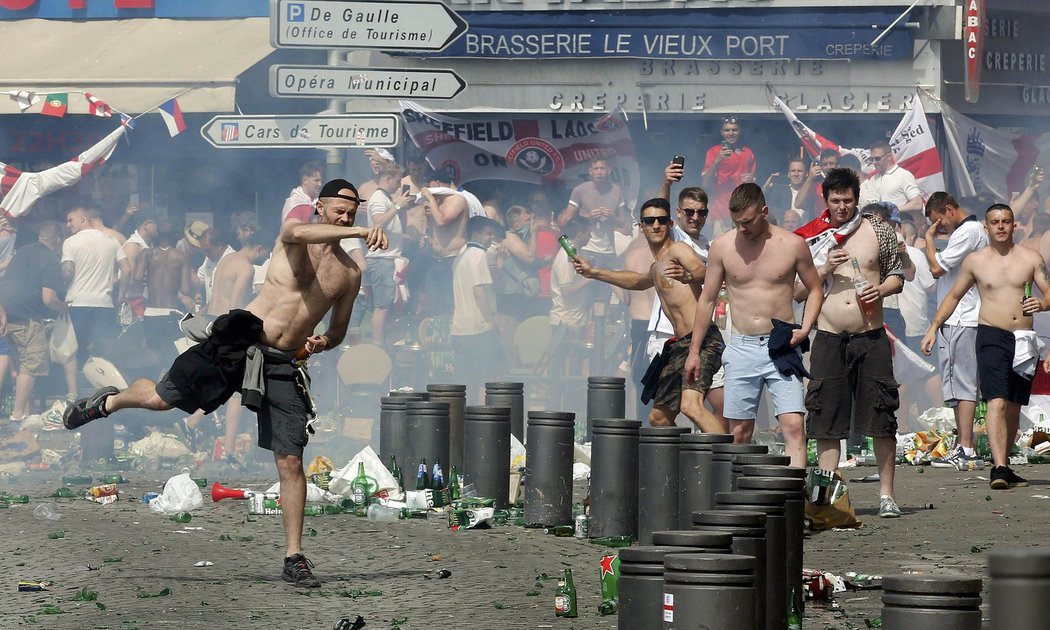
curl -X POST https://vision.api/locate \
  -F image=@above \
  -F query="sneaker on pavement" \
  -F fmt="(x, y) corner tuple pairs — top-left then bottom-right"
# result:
(282, 553), (321, 588)
(990, 465), (1029, 490)
(63, 386), (119, 430)
(878, 495), (901, 518)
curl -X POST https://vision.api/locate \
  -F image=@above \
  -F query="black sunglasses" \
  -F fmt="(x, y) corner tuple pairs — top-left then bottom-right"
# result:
(679, 207), (709, 218)
(640, 216), (673, 226)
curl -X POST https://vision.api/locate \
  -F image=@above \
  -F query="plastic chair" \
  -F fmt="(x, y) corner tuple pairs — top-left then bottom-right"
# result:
(337, 344), (393, 421)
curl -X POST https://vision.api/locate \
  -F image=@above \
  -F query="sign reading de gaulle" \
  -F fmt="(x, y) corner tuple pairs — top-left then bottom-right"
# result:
(270, 0), (467, 51)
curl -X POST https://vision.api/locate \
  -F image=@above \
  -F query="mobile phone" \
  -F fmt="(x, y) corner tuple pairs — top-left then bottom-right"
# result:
(401, 184), (411, 195)
(722, 141), (731, 150)
(671, 155), (685, 181)
(129, 193), (139, 207)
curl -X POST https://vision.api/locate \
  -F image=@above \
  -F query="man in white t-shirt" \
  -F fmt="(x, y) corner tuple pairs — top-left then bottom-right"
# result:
(122, 212), (158, 320)
(859, 140), (924, 212)
(62, 207), (129, 365)
(451, 216), (504, 398)
(364, 162), (411, 347)
(922, 192), (988, 470)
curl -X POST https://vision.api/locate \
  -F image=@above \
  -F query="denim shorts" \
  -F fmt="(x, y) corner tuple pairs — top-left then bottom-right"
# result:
(722, 333), (805, 421)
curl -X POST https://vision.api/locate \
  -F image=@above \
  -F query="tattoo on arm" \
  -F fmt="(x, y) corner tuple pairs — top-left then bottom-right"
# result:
(1040, 263), (1049, 285)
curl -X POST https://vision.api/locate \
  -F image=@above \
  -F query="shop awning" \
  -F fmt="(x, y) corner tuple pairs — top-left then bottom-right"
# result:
(0, 17), (272, 114)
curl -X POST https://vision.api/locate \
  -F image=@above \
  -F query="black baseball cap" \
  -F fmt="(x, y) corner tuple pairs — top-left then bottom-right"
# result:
(318, 179), (360, 202)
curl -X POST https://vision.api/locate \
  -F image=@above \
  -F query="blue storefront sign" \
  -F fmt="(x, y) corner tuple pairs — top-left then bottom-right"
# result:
(416, 8), (912, 61)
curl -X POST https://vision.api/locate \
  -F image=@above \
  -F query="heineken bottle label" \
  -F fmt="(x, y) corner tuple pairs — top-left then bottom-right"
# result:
(554, 594), (569, 614)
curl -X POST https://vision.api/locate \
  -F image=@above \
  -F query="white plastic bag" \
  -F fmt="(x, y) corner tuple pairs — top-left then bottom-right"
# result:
(49, 315), (78, 364)
(329, 445), (403, 501)
(149, 472), (203, 515)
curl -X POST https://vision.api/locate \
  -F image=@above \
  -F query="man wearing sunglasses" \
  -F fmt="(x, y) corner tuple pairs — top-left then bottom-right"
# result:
(64, 179), (388, 589)
(702, 116), (757, 229)
(859, 140), (924, 213)
(574, 198), (726, 433)
(685, 183), (824, 467)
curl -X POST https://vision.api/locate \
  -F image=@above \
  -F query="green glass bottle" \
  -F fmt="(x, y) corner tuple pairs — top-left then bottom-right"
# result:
(2, 494), (29, 504)
(598, 600), (618, 616)
(349, 462), (371, 507)
(303, 505), (325, 516)
(170, 512), (192, 523)
(98, 474), (126, 484)
(50, 487), (75, 499)
(590, 536), (634, 548)
(546, 525), (574, 537)
(389, 455), (402, 491)
(554, 568), (578, 618)
(558, 234), (577, 258)
(447, 465), (461, 502)
(415, 458), (430, 491)
(191, 477), (208, 488)
(61, 475), (92, 485)
(787, 588), (802, 630)
(323, 504), (343, 515)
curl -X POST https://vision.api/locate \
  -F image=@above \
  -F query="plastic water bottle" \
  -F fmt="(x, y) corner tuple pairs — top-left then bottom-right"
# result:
(366, 503), (402, 522)
(33, 504), (61, 520)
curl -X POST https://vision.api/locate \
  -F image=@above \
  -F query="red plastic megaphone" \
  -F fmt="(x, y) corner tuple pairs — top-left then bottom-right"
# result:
(211, 482), (252, 502)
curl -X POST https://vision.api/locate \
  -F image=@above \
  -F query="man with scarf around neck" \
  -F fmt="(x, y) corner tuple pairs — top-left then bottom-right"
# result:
(794, 168), (906, 518)
(684, 183), (823, 468)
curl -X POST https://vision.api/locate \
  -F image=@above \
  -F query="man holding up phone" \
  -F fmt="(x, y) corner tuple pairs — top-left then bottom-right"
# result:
(702, 117), (756, 229)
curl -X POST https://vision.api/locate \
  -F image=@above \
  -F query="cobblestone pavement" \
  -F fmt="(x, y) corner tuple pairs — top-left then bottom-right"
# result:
(1, 462), (1048, 629)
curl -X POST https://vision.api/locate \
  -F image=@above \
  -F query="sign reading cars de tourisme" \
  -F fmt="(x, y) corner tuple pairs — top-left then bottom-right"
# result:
(270, 0), (468, 51)
(200, 114), (399, 149)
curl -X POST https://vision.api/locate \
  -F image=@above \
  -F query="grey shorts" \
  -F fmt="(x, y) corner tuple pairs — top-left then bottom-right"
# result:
(364, 257), (397, 308)
(256, 360), (311, 457)
(937, 324), (979, 404)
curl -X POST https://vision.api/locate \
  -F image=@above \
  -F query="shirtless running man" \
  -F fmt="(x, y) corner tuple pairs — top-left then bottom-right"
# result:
(921, 203), (1050, 490)
(574, 198), (725, 432)
(684, 183), (823, 467)
(63, 179), (386, 588)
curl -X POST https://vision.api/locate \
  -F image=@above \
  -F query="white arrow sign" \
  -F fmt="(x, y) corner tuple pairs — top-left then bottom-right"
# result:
(200, 114), (399, 149)
(271, 0), (468, 51)
(270, 65), (467, 100)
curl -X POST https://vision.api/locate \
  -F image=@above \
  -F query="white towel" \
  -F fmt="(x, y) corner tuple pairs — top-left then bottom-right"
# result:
(1013, 329), (1045, 379)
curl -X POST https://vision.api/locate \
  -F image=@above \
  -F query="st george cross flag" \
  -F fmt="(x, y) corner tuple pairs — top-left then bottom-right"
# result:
(7, 90), (39, 113)
(84, 93), (112, 118)
(768, 87), (872, 176)
(158, 98), (186, 137)
(0, 125), (127, 219)
(41, 93), (68, 118)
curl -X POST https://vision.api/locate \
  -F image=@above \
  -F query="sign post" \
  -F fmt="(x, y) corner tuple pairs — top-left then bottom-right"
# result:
(271, 0), (468, 51)
(270, 65), (467, 100)
(200, 114), (400, 149)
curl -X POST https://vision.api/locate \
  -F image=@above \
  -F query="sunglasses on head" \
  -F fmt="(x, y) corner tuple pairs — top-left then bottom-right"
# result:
(640, 216), (673, 226)
(679, 207), (709, 218)
(723, 117), (739, 124)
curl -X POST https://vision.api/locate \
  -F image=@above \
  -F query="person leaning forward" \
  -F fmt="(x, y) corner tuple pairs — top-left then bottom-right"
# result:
(63, 179), (387, 588)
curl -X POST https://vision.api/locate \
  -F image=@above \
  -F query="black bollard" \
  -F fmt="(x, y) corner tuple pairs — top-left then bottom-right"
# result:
(678, 433), (734, 527)
(739, 464), (807, 481)
(651, 530), (733, 552)
(403, 400), (450, 485)
(710, 444), (768, 500)
(590, 418), (641, 539)
(638, 427), (691, 544)
(485, 382), (525, 442)
(462, 405), (511, 508)
(388, 390), (429, 400)
(587, 376), (625, 443)
(427, 384), (466, 469)
(663, 553), (756, 630)
(736, 476), (806, 618)
(618, 545), (711, 630)
(379, 396), (410, 470)
(717, 490), (788, 630)
(730, 453), (791, 490)
(692, 510), (769, 630)
(882, 574), (982, 630)
(989, 547), (1050, 630)
(524, 411), (576, 527)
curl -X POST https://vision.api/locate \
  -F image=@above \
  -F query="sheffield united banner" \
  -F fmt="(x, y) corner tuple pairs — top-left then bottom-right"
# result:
(400, 100), (639, 205)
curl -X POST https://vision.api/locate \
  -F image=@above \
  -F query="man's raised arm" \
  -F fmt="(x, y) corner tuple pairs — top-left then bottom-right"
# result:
(573, 255), (655, 291)
(280, 219), (387, 251)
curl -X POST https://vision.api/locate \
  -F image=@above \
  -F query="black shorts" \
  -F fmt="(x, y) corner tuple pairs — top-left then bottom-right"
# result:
(805, 328), (899, 440)
(977, 324), (1033, 406)
(256, 360), (311, 457)
(156, 343), (242, 414)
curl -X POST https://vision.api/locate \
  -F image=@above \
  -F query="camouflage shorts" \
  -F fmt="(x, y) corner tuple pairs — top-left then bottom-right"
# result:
(652, 327), (725, 415)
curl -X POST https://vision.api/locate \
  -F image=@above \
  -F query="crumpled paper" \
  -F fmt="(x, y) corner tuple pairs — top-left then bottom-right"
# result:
(130, 432), (191, 459)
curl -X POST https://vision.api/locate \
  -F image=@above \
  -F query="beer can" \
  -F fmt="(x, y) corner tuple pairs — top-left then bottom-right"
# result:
(89, 484), (118, 498)
(574, 514), (590, 538)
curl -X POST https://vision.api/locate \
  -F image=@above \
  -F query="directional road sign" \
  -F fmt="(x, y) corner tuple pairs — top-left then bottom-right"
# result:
(271, 0), (468, 51)
(200, 114), (399, 149)
(270, 65), (467, 100)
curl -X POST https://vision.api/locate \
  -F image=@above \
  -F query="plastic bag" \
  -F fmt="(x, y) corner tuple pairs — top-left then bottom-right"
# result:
(805, 468), (861, 530)
(49, 315), (78, 364)
(149, 472), (203, 515)
(329, 446), (402, 501)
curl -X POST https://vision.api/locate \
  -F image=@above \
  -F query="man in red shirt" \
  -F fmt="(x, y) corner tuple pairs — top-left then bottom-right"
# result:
(702, 117), (756, 228)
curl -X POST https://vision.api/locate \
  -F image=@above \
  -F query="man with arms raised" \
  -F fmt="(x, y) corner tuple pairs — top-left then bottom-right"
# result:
(922, 204), (1050, 490)
(685, 183), (824, 467)
(795, 168), (905, 518)
(574, 198), (725, 433)
(63, 179), (386, 588)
